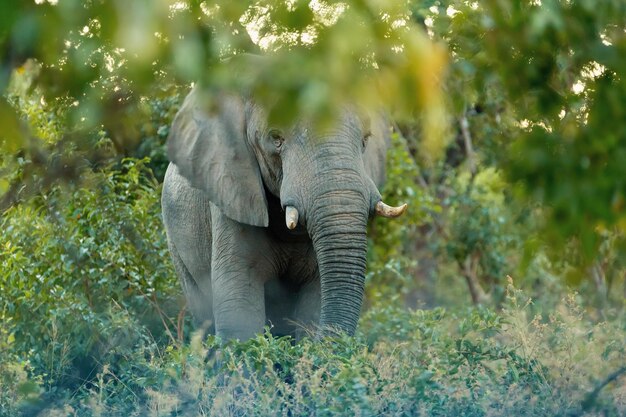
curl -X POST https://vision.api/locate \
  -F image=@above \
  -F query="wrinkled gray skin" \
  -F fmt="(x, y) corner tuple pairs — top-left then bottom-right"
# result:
(161, 87), (391, 341)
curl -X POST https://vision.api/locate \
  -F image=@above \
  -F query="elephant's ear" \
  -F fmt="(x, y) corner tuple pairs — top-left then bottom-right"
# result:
(363, 113), (391, 188)
(167, 87), (269, 227)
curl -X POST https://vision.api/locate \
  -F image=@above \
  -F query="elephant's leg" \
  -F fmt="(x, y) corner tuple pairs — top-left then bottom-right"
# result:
(162, 164), (214, 332)
(167, 239), (214, 333)
(210, 204), (277, 341)
(294, 278), (321, 341)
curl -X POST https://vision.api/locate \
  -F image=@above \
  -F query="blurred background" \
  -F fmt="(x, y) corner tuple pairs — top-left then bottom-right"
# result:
(1, 1), (625, 415)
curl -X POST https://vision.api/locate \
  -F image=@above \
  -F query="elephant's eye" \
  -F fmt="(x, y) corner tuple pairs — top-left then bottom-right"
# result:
(269, 129), (284, 149)
(362, 131), (372, 152)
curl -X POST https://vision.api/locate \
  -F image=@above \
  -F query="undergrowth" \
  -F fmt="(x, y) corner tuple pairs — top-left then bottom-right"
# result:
(1, 160), (625, 416)
(3, 288), (625, 416)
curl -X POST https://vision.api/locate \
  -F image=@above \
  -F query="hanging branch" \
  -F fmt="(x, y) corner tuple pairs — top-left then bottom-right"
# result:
(459, 114), (477, 177)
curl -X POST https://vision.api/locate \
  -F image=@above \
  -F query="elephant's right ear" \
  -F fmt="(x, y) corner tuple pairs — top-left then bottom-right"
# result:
(167, 87), (269, 227)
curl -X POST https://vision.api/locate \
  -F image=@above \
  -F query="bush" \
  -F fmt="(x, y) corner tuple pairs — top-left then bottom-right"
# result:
(8, 284), (623, 416)
(0, 158), (181, 392)
(1, 158), (624, 416)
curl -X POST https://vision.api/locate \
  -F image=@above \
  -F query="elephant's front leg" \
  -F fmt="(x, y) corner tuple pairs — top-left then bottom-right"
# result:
(210, 204), (277, 341)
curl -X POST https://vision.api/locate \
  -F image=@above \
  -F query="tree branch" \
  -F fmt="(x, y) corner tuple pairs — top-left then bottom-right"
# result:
(461, 254), (489, 305)
(459, 115), (476, 176)
(568, 366), (626, 416)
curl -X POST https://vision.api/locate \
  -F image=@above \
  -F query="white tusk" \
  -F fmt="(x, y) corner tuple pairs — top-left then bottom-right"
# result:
(375, 201), (408, 218)
(285, 206), (299, 230)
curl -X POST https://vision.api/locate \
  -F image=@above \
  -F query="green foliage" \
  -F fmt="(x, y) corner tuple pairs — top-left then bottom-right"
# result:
(2, 1), (626, 416)
(0, 317), (40, 416)
(0, 158), (180, 389)
(442, 168), (522, 305)
(1, 62), (182, 212)
(0, 0), (447, 155)
(372, 133), (439, 257)
(1, 151), (622, 416)
(368, 132), (530, 307)
(4, 287), (624, 416)
(367, 132), (441, 304)
(131, 88), (183, 182)
(427, 0), (626, 260)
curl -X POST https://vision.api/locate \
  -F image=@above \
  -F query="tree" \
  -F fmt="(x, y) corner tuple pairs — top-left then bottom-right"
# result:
(0, 0), (446, 209)
(2, 0), (625, 297)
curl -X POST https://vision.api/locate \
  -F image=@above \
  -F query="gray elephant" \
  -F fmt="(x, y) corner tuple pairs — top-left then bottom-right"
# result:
(161, 86), (406, 341)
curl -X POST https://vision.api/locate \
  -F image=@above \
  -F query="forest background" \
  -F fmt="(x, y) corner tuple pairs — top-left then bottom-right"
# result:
(1, 1), (625, 416)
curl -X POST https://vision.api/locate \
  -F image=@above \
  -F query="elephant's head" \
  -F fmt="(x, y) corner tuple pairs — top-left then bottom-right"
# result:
(168, 86), (406, 335)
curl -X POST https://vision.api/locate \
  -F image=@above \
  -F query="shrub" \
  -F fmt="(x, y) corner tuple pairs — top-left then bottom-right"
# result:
(18, 286), (624, 416)
(0, 158), (180, 392)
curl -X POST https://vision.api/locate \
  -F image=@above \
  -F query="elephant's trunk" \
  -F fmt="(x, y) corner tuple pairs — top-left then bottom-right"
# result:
(306, 170), (369, 335)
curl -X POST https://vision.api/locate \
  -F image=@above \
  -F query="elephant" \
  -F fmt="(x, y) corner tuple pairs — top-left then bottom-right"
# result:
(161, 85), (406, 341)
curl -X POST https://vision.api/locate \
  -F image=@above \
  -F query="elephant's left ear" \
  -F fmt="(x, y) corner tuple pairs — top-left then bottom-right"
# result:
(363, 113), (391, 189)
(167, 87), (269, 227)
